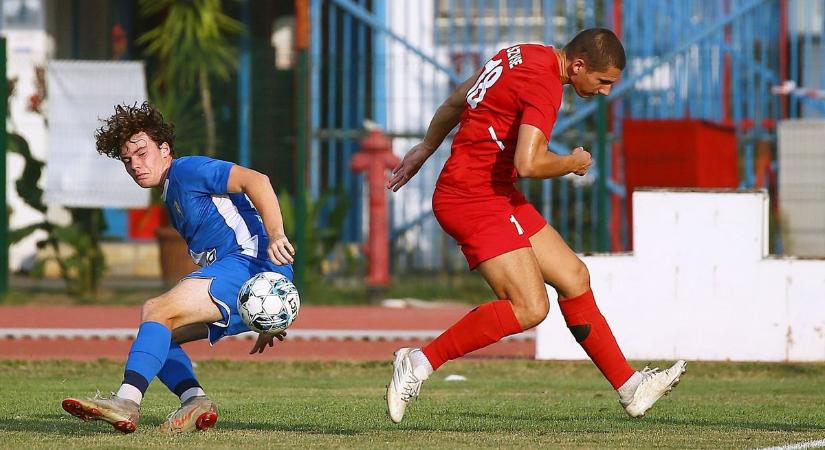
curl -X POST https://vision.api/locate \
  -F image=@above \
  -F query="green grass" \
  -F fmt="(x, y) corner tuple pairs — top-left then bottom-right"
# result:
(1, 360), (824, 449)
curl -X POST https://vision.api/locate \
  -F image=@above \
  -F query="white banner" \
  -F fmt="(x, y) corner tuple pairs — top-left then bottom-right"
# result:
(45, 60), (149, 208)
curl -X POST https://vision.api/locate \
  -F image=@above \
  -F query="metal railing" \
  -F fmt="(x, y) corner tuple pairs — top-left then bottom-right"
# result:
(309, 0), (811, 269)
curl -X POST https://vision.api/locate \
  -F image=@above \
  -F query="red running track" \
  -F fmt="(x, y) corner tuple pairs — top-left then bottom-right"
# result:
(0, 306), (534, 361)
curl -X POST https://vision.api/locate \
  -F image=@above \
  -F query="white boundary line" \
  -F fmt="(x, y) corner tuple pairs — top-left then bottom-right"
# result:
(756, 439), (825, 450)
(0, 328), (535, 342)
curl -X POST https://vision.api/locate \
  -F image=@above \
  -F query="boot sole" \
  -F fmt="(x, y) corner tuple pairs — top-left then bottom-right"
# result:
(386, 349), (412, 424)
(196, 411), (218, 431)
(62, 399), (137, 434)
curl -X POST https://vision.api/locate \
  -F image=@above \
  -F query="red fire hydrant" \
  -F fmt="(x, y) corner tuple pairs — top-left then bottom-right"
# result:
(351, 129), (400, 289)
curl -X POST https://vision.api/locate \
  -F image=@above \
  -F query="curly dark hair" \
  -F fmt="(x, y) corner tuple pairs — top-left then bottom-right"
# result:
(95, 101), (175, 159)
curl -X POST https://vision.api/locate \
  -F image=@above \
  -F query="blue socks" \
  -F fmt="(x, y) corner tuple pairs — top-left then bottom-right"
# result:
(118, 321), (172, 403)
(157, 342), (203, 401)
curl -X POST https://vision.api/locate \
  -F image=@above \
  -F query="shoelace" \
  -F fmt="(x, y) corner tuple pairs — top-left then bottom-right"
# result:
(164, 408), (178, 423)
(639, 366), (661, 381)
(91, 390), (114, 401)
(400, 374), (422, 402)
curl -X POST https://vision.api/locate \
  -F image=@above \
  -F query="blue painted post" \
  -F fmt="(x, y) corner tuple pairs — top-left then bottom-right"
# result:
(574, 180), (583, 250)
(804, 0), (815, 118)
(462, 0), (472, 76)
(342, 7), (355, 240)
(508, 0), (516, 44)
(789, 0), (799, 117)
(732, 2), (743, 128)
(820, 0), (825, 116)
(744, 7), (755, 186)
(238, 0), (251, 168)
(356, 0), (366, 128)
(309, 0), (322, 195)
(542, 179), (553, 224)
(542, 0), (553, 45)
(493, 0), (501, 45)
(372, 0), (387, 128)
(327, 3), (338, 190)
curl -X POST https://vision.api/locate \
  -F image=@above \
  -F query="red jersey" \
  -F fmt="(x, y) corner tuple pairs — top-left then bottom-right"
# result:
(436, 44), (563, 196)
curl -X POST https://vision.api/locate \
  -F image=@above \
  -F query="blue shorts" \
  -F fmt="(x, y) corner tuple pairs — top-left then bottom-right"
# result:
(184, 253), (294, 344)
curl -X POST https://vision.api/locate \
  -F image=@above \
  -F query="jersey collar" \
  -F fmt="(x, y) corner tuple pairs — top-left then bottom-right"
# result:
(161, 178), (169, 202)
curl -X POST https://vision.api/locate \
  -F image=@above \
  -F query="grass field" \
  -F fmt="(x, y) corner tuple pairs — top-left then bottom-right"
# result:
(1, 360), (824, 449)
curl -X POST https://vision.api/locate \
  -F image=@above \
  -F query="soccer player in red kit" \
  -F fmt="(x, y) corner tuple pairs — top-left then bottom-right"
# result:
(385, 28), (686, 423)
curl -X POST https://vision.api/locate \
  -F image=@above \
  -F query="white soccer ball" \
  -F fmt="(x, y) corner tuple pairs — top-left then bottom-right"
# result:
(237, 272), (300, 334)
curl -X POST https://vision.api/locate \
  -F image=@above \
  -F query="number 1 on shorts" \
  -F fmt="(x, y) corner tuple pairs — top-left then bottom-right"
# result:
(509, 214), (524, 235)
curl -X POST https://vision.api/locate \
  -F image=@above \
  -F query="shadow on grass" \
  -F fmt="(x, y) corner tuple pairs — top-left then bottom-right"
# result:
(645, 416), (825, 433)
(0, 413), (118, 435)
(4, 411), (822, 437)
(216, 420), (360, 435)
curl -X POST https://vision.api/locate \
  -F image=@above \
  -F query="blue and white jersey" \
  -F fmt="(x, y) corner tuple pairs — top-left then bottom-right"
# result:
(162, 156), (269, 267)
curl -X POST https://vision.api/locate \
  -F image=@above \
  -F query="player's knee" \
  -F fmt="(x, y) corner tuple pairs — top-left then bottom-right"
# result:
(518, 299), (550, 329)
(573, 260), (590, 287)
(562, 260), (590, 297)
(141, 296), (173, 324)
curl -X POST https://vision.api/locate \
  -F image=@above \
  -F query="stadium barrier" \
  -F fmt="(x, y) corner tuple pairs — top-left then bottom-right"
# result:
(537, 189), (825, 362)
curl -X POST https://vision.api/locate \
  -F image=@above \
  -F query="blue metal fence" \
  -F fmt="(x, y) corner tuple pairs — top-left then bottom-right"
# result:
(310, 0), (818, 270)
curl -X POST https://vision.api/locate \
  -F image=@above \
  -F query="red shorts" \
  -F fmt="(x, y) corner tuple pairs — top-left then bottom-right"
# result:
(433, 187), (547, 270)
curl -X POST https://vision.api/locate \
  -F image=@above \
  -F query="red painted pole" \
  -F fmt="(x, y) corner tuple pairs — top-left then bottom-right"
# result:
(351, 130), (400, 289)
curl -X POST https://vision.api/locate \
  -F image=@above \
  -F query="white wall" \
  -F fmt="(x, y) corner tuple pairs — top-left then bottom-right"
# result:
(3, 28), (53, 271)
(536, 189), (825, 362)
(778, 119), (825, 257)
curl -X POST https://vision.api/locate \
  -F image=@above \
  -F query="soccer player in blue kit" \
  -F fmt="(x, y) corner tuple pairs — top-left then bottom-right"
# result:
(61, 102), (295, 433)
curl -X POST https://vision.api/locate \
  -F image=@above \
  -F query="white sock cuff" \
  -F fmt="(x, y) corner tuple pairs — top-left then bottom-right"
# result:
(617, 371), (644, 401)
(410, 348), (434, 379)
(116, 383), (144, 405)
(180, 387), (206, 403)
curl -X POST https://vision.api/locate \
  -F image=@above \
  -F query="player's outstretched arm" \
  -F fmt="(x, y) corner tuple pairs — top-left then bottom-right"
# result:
(227, 165), (295, 265)
(387, 69), (481, 192)
(513, 124), (593, 179)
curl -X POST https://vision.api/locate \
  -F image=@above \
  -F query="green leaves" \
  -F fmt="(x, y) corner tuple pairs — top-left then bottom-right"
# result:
(137, 0), (243, 89)
(278, 190), (349, 278)
(138, 0), (244, 156)
(7, 133), (45, 213)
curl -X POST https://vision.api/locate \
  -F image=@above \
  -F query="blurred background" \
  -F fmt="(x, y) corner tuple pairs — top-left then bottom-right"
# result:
(0, 0), (818, 306)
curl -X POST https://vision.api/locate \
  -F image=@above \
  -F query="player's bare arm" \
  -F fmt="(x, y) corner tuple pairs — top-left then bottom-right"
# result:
(227, 165), (294, 354)
(513, 124), (593, 178)
(387, 69), (482, 192)
(227, 165), (295, 265)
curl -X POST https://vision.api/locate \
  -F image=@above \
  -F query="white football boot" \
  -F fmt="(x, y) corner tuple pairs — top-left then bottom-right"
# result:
(621, 360), (687, 418)
(386, 347), (429, 423)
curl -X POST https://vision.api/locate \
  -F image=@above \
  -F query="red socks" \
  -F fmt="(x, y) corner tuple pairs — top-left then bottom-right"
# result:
(420, 291), (633, 389)
(558, 289), (634, 389)
(422, 300), (523, 371)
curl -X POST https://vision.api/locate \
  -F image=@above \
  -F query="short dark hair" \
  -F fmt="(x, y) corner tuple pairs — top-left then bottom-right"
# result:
(562, 28), (626, 72)
(95, 101), (175, 159)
